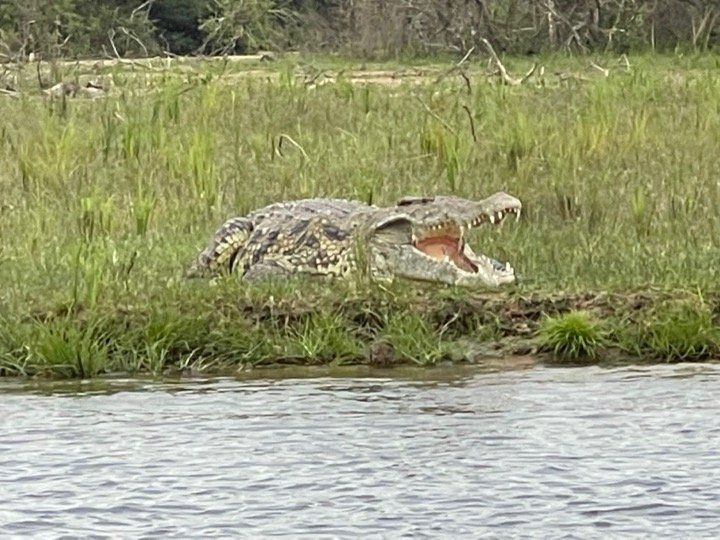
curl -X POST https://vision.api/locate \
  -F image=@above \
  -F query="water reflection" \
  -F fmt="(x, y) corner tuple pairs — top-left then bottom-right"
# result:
(2, 357), (541, 397)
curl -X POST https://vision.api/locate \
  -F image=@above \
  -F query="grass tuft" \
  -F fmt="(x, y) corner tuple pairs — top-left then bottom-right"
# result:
(636, 298), (719, 361)
(539, 311), (606, 361)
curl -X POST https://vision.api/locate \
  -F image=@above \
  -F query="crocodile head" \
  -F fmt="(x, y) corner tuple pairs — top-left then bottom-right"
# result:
(365, 192), (521, 287)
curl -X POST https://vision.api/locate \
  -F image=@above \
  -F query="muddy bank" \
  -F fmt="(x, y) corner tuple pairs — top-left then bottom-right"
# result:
(4, 286), (715, 379)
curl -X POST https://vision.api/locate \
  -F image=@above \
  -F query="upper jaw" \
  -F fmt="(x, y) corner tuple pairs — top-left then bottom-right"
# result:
(413, 199), (522, 238)
(467, 203), (522, 227)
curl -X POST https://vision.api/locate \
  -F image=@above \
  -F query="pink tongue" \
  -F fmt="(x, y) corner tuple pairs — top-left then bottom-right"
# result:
(415, 237), (477, 273)
(415, 236), (458, 257)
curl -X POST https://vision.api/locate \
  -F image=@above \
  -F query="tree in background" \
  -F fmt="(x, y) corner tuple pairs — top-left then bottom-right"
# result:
(0, 0), (158, 60)
(198, 0), (299, 54)
(0, 0), (717, 60)
(325, 0), (720, 55)
(150, 0), (210, 54)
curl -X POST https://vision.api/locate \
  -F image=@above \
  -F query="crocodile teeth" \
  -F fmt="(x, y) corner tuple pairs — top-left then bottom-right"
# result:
(468, 209), (521, 228)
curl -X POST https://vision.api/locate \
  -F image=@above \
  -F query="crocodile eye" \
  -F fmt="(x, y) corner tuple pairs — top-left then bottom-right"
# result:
(375, 216), (412, 231)
(396, 196), (435, 207)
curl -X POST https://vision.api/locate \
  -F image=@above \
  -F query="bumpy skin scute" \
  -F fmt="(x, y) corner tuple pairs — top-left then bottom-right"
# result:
(187, 199), (369, 278)
(187, 193), (521, 287)
(185, 217), (254, 277)
(234, 215), (357, 278)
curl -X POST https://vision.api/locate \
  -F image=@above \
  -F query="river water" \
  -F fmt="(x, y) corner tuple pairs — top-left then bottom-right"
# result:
(1, 362), (719, 537)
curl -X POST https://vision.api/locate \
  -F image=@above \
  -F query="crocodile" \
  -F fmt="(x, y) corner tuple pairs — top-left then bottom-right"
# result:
(187, 192), (522, 287)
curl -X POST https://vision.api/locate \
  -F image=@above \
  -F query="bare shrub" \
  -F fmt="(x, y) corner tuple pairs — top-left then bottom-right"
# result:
(312, 0), (720, 55)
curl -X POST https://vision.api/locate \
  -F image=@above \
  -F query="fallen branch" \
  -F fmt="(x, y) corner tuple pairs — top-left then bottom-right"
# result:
(458, 70), (472, 95)
(590, 61), (609, 77)
(519, 63), (539, 84)
(619, 54), (631, 71)
(108, 29), (121, 59)
(481, 38), (537, 86)
(455, 46), (475, 68)
(434, 47), (475, 93)
(130, 0), (155, 20)
(119, 26), (149, 57)
(543, 0), (588, 53)
(555, 71), (591, 83)
(0, 88), (19, 98)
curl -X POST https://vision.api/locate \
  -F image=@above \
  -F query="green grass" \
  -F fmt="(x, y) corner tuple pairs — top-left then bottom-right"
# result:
(539, 311), (606, 361)
(631, 295), (720, 361)
(1, 52), (720, 377)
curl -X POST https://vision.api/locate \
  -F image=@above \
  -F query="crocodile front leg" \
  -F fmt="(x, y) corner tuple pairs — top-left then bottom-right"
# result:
(242, 262), (292, 282)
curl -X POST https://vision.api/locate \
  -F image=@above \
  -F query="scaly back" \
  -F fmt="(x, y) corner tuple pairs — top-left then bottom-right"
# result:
(186, 198), (373, 278)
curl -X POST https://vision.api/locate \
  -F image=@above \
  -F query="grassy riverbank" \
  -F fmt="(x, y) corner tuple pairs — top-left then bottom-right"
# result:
(1, 53), (720, 377)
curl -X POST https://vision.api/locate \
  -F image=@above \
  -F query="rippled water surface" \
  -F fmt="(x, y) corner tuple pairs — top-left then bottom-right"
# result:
(2, 363), (720, 537)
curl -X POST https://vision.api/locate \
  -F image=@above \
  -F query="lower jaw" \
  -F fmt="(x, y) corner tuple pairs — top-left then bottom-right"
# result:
(406, 245), (514, 283)
(453, 256), (516, 282)
(437, 258), (515, 284)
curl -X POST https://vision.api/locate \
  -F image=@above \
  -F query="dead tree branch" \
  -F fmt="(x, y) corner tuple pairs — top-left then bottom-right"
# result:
(590, 61), (610, 77)
(481, 38), (536, 86)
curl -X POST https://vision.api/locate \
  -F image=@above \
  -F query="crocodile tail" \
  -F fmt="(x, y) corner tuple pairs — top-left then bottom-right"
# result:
(185, 217), (254, 278)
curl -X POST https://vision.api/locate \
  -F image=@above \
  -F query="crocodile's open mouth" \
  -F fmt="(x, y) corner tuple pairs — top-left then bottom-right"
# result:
(370, 193), (522, 286)
(412, 205), (520, 276)
(414, 226), (477, 272)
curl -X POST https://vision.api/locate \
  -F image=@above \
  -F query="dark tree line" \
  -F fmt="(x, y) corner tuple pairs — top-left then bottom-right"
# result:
(0, 0), (718, 60)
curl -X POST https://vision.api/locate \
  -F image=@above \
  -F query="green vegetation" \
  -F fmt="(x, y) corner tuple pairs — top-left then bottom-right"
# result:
(631, 295), (720, 361)
(1, 52), (720, 377)
(540, 311), (606, 361)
